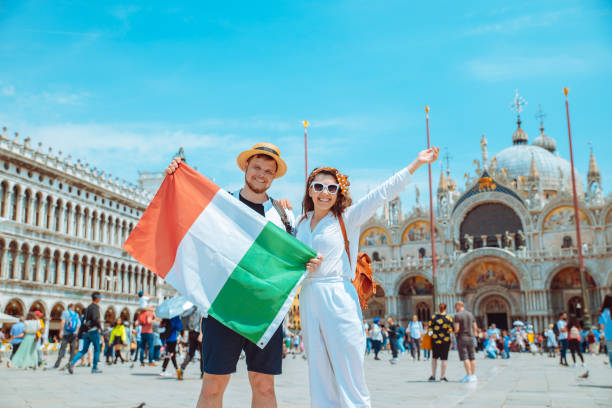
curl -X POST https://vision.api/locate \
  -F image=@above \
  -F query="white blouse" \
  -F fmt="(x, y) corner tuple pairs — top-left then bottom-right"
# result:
(296, 167), (411, 280)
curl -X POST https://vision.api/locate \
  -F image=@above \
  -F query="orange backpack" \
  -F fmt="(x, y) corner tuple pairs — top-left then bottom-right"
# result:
(338, 215), (376, 310)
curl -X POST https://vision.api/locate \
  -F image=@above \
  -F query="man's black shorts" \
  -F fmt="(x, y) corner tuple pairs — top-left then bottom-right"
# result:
(432, 341), (450, 360)
(201, 316), (283, 375)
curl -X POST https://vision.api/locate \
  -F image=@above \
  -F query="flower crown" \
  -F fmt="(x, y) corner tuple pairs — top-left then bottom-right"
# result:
(310, 167), (350, 195)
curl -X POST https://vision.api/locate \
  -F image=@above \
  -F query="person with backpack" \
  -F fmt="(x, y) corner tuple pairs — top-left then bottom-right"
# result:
(159, 315), (183, 379)
(53, 303), (81, 369)
(68, 292), (103, 374)
(294, 147), (439, 407)
(408, 314), (424, 361)
(165, 143), (317, 408)
(138, 307), (157, 367)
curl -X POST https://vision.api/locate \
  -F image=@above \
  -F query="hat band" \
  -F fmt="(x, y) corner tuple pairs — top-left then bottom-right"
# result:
(254, 146), (279, 157)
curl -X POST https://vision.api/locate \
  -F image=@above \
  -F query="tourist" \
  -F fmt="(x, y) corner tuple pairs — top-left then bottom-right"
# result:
(53, 303), (80, 369)
(138, 306), (157, 366)
(598, 294), (612, 367)
(567, 318), (585, 367)
(586, 328), (598, 355)
(387, 317), (399, 364)
(502, 330), (511, 359)
(68, 292), (103, 374)
(152, 318), (162, 361)
(295, 147), (439, 407)
(180, 307), (204, 378)
(110, 318), (127, 364)
(159, 315), (183, 380)
(428, 302), (453, 382)
(397, 324), (406, 355)
(363, 319), (372, 355)
(132, 322), (142, 362)
(408, 314), (424, 361)
(371, 318), (383, 360)
(10, 312), (41, 369)
(485, 333), (500, 359)
(556, 312), (569, 366)
(8, 318), (25, 363)
(165, 143), (319, 408)
(453, 301), (478, 383)
(421, 322), (432, 361)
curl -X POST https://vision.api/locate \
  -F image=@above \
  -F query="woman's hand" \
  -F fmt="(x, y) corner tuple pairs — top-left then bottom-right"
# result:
(306, 255), (323, 272)
(164, 157), (182, 176)
(407, 147), (440, 174)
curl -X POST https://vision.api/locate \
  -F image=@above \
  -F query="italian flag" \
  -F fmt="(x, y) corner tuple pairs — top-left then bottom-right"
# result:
(124, 163), (316, 348)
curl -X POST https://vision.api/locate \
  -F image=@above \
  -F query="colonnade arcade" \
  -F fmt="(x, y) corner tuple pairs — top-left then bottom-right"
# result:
(0, 238), (156, 296)
(0, 179), (136, 247)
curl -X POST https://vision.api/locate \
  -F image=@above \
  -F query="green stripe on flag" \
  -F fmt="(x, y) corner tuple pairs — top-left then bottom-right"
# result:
(208, 221), (317, 345)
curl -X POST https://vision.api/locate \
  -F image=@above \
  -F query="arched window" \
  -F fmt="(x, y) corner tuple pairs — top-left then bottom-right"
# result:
(82, 208), (89, 239)
(64, 203), (72, 234)
(33, 193), (41, 226)
(91, 212), (97, 240)
(52, 200), (61, 232)
(40, 249), (50, 283)
(99, 215), (105, 242)
(50, 251), (59, 284)
(98, 260), (104, 290)
(77, 256), (85, 287)
(22, 190), (31, 223)
(562, 236), (573, 248)
(416, 302), (431, 322)
(45, 197), (52, 229)
(70, 254), (78, 286)
(59, 253), (68, 285)
(0, 182), (6, 217)
(30, 246), (40, 281)
(89, 258), (97, 289)
(74, 206), (81, 237)
(9, 185), (19, 221)
(106, 216), (113, 244)
(7, 241), (17, 279)
(18, 244), (28, 280)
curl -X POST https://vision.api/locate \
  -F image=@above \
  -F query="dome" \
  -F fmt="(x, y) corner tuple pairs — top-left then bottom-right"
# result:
(512, 125), (528, 145)
(532, 132), (557, 153)
(493, 144), (583, 195)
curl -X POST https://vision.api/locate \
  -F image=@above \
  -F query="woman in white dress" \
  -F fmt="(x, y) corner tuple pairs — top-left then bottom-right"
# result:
(297, 147), (439, 407)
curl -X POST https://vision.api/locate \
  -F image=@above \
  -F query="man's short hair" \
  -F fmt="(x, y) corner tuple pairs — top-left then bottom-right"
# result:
(92, 291), (102, 301)
(455, 300), (464, 308)
(67, 303), (74, 309)
(439, 302), (447, 312)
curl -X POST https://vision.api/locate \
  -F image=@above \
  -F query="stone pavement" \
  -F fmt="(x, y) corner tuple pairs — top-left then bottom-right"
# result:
(1, 350), (611, 408)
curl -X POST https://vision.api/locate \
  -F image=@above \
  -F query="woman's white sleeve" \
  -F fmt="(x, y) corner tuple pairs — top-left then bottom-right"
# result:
(346, 167), (412, 227)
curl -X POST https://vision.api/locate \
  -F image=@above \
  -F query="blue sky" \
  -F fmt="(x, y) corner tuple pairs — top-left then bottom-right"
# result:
(1, 1), (611, 210)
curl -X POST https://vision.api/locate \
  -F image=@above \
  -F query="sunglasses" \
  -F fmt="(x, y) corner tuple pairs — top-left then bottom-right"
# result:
(310, 182), (340, 194)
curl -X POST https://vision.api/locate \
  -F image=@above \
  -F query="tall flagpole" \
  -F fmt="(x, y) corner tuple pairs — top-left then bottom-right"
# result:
(563, 88), (591, 329)
(303, 120), (309, 183)
(425, 106), (438, 311)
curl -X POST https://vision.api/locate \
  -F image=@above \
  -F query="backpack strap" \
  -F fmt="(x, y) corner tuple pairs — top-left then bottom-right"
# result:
(270, 197), (293, 235)
(338, 214), (351, 267)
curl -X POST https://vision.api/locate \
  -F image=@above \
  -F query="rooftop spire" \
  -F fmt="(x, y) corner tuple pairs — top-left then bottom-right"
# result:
(529, 154), (539, 180)
(532, 104), (557, 153)
(510, 90), (528, 145)
(587, 143), (601, 185)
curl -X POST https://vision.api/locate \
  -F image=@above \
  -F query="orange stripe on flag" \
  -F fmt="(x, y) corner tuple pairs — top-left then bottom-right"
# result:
(123, 163), (220, 278)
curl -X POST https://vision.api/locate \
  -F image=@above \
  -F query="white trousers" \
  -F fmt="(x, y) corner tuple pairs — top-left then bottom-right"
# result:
(300, 277), (371, 408)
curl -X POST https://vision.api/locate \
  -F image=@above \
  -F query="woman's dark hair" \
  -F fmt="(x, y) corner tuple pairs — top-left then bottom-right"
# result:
(301, 168), (352, 218)
(601, 294), (612, 313)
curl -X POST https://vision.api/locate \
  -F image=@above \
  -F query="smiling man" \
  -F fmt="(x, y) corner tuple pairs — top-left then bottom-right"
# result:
(165, 142), (320, 408)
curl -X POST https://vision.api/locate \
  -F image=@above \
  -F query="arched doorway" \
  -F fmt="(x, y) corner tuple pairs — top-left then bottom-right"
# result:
(49, 303), (65, 340)
(4, 298), (25, 318)
(28, 301), (46, 319)
(398, 276), (433, 324)
(479, 296), (511, 331)
(105, 307), (116, 326)
(364, 285), (386, 320)
(120, 308), (131, 323)
(549, 267), (597, 318)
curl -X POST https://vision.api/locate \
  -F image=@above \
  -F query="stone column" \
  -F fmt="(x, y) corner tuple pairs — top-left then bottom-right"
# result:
(0, 245), (7, 279)
(480, 235), (488, 247)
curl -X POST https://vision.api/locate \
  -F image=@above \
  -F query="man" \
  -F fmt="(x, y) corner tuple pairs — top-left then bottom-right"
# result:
(68, 292), (103, 374)
(428, 303), (453, 382)
(454, 301), (478, 383)
(557, 312), (569, 366)
(387, 317), (399, 364)
(165, 142), (317, 408)
(408, 314), (424, 361)
(181, 307), (204, 378)
(8, 318), (25, 364)
(54, 303), (80, 369)
(138, 307), (157, 366)
(363, 319), (371, 355)
(371, 318), (383, 360)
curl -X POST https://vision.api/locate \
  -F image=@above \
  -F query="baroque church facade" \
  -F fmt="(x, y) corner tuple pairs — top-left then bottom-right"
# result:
(0, 127), (171, 340)
(359, 112), (611, 331)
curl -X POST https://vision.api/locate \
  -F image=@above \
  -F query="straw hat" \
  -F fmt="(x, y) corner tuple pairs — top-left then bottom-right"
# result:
(236, 142), (287, 178)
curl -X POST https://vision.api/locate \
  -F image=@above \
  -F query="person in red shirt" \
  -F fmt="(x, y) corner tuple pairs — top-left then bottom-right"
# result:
(138, 308), (157, 366)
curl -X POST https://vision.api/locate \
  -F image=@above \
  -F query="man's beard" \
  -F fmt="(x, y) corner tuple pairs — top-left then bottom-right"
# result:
(245, 176), (269, 194)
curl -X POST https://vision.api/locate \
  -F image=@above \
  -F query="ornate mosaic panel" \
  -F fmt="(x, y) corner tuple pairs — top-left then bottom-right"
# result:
(359, 227), (390, 246)
(401, 220), (439, 242)
(461, 261), (520, 290)
(543, 206), (591, 231)
(550, 267), (596, 289)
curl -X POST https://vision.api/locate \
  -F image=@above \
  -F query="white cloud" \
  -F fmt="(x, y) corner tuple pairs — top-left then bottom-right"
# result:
(1, 84), (15, 97)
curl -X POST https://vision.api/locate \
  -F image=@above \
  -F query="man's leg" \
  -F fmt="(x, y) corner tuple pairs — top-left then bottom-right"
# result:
(248, 372), (277, 408)
(67, 334), (78, 363)
(148, 335), (155, 363)
(196, 374), (231, 408)
(390, 337), (398, 359)
(431, 358), (437, 377)
(470, 359), (476, 375)
(462, 360), (472, 375)
(91, 331), (101, 370)
(441, 360), (448, 378)
(54, 337), (69, 368)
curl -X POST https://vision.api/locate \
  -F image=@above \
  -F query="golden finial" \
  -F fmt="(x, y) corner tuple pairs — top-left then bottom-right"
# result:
(563, 88), (569, 96)
(425, 106), (430, 114)
(302, 120), (309, 128)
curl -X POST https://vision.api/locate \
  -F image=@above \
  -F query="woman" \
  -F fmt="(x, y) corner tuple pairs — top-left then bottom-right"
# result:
(110, 318), (127, 363)
(567, 318), (584, 367)
(10, 312), (42, 369)
(427, 302), (452, 382)
(296, 147), (439, 407)
(545, 324), (557, 357)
